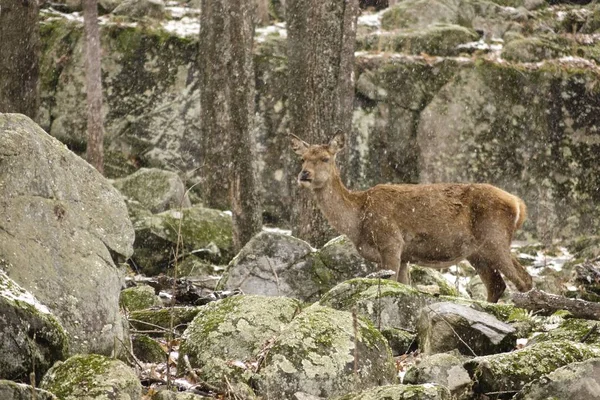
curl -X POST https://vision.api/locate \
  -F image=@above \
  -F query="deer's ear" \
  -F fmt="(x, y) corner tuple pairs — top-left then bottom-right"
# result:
(328, 130), (345, 154)
(289, 134), (309, 156)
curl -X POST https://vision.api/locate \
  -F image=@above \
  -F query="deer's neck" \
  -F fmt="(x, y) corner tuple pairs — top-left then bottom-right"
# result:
(312, 171), (363, 243)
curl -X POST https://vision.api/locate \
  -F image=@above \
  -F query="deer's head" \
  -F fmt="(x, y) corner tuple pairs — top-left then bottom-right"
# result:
(289, 131), (345, 189)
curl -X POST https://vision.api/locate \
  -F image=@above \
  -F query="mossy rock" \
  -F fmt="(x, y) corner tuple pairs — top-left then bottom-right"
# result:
(0, 270), (69, 384)
(567, 235), (600, 260)
(256, 304), (396, 399)
(179, 295), (302, 390)
(119, 285), (162, 311)
(502, 36), (569, 62)
(381, 328), (417, 356)
(132, 334), (166, 363)
(410, 265), (460, 297)
(464, 340), (600, 395)
(381, 0), (460, 30)
(418, 302), (517, 356)
(358, 24), (479, 56)
(403, 351), (472, 398)
(528, 318), (600, 347)
(320, 278), (434, 332)
(112, 168), (191, 213)
(0, 380), (57, 400)
(133, 205), (233, 274)
(128, 306), (202, 336)
(40, 354), (142, 400)
(513, 357), (600, 399)
(152, 389), (215, 400)
(334, 383), (452, 400)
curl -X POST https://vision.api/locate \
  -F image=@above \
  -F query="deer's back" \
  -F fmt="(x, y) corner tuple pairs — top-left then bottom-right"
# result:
(362, 182), (522, 235)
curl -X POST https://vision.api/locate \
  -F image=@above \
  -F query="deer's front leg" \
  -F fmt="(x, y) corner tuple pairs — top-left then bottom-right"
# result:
(377, 235), (407, 283)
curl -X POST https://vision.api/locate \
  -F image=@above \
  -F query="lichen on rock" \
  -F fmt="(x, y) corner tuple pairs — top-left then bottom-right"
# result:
(256, 304), (396, 399)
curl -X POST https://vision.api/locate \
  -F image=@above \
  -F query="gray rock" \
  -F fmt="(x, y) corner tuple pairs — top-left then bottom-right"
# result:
(112, 0), (166, 19)
(153, 390), (213, 400)
(514, 357), (600, 400)
(410, 265), (459, 297)
(119, 285), (162, 311)
(464, 341), (600, 395)
(132, 205), (233, 275)
(131, 334), (165, 363)
(256, 304), (396, 399)
(113, 168), (191, 213)
(0, 114), (134, 355)
(40, 354), (142, 400)
(334, 384), (452, 400)
(417, 302), (516, 356)
(180, 295), (301, 389)
(320, 278), (433, 332)
(220, 233), (373, 301)
(0, 270), (68, 383)
(403, 351), (472, 398)
(0, 380), (57, 400)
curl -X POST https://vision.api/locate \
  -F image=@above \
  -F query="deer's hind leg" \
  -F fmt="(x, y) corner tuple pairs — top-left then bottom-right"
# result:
(467, 253), (507, 303)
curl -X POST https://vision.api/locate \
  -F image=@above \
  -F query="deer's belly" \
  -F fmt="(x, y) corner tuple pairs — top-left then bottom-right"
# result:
(403, 233), (475, 267)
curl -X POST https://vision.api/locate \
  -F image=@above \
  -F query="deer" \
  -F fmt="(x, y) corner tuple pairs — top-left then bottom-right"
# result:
(290, 130), (533, 303)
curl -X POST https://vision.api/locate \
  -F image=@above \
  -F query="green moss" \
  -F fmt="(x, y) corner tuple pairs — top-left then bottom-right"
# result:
(335, 383), (452, 400)
(128, 306), (202, 335)
(119, 285), (161, 311)
(359, 24), (479, 56)
(465, 340), (600, 394)
(41, 354), (111, 398)
(502, 36), (570, 62)
(132, 335), (166, 363)
(529, 318), (600, 347)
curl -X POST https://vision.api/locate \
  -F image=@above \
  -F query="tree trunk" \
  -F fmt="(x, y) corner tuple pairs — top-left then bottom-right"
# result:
(83, 0), (105, 174)
(286, 0), (360, 247)
(199, 0), (230, 210)
(200, 0), (262, 252)
(0, 0), (40, 119)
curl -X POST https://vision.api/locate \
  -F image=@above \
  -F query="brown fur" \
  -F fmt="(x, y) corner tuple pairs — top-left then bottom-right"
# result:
(290, 132), (533, 302)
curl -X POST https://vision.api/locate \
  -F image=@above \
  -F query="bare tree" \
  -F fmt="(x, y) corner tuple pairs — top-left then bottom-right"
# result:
(83, 0), (105, 173)
(286, 0), (360, 247)
(200, 0), (262, 252)
(0, 0), (40, 119)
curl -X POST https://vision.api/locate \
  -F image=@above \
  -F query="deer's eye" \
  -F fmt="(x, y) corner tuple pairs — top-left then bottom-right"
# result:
(321, 157), (330, 162)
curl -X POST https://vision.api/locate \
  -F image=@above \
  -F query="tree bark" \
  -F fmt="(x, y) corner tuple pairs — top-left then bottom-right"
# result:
(286, 0), (360, 247)
(199, 0), (230, 210)
(512, 289), (600, 321)
(0, 0), (40, 119)
(200, 0), (262, 252)
(83, 0), (105, 174)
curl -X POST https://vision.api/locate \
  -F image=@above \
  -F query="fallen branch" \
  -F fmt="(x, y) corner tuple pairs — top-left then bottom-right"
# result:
(512, 289), (600, 321)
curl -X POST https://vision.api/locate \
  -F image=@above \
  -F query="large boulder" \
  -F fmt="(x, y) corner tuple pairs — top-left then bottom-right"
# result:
(40, 354), (142, 400)
(335, 384), (452, 400)
(464, 341), (600, 395)
(179, 295), (302, 389)
(219, 233), (376, 301)
(132, 205), (233, 275)
(319, 278), (432, 332)
(0, 270), (69, 383)
(417, 302), (517, 356)
(112, 168), (192, 213)
(255, 304), (396, 399)
(403, 351), (472, 399)
(514, 357), (600, 399)
(0, 114), (134, 355)
(0, 380), (57, 400)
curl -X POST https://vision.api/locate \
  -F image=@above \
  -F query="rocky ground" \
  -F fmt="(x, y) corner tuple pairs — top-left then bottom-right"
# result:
(2, 0), (600, 399)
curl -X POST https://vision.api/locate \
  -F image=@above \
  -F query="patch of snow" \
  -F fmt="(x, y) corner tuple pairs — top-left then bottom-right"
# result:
(0, 270), (51, 314)
(262, 226), (292, 236)
(162, 16), (200, 37)
(358, 11), (383, 28)
(255, 23), (287, 43)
